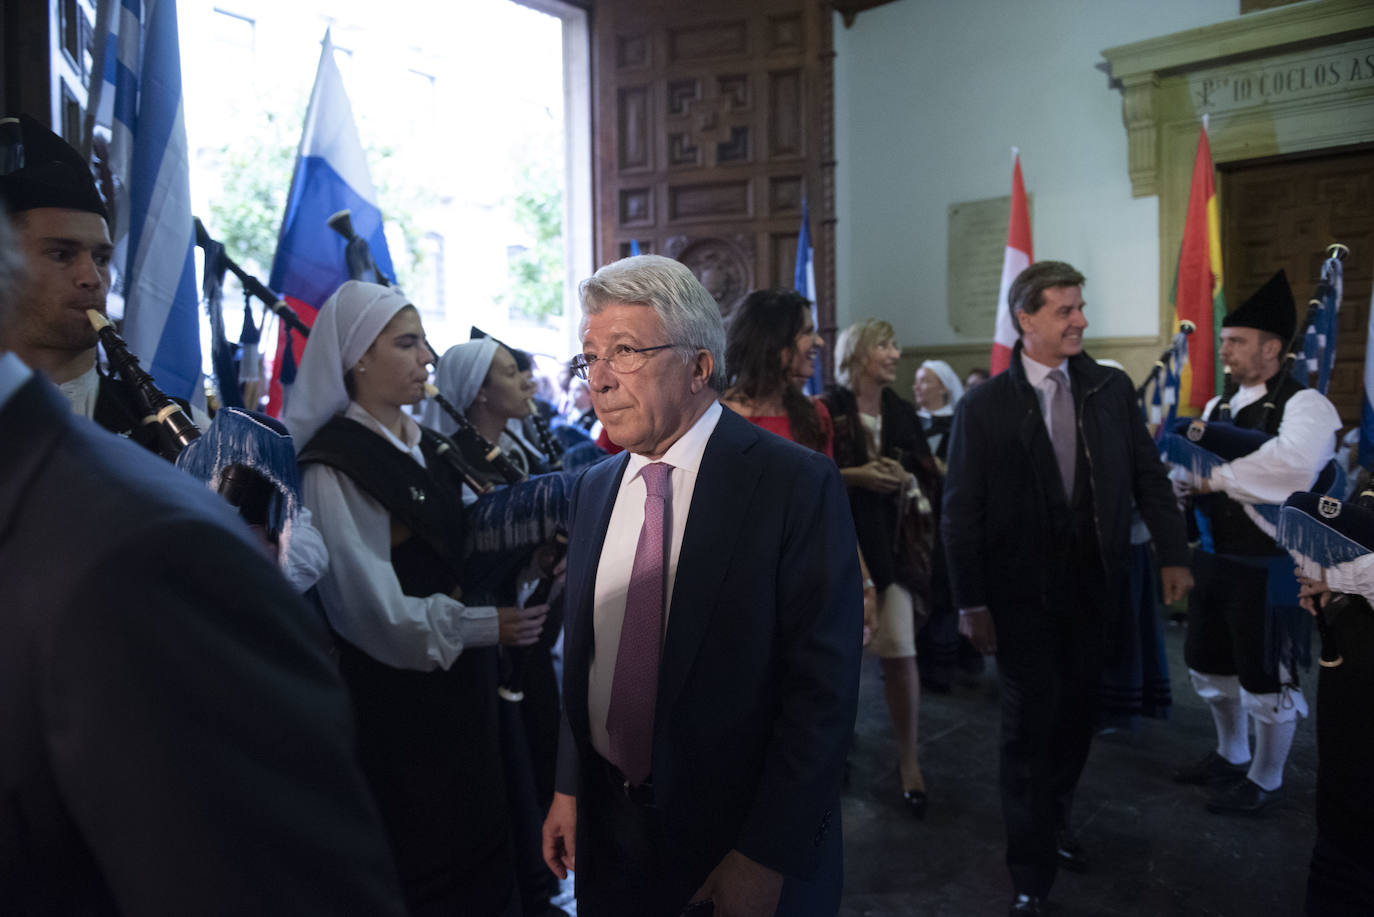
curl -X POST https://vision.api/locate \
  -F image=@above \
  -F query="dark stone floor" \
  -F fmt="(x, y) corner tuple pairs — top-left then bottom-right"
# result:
(839, 622), (1317, 917)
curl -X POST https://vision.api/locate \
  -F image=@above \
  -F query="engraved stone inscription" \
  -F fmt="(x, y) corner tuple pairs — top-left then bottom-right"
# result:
(1189, 37), (1374, 114)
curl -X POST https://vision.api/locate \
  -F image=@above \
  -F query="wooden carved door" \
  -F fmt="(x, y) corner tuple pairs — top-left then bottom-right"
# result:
(1222, 148), (1374, 428)
(591, 0), (835, 367)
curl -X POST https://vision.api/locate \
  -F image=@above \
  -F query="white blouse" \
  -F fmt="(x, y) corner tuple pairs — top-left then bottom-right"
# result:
(303, 402), (499, 671)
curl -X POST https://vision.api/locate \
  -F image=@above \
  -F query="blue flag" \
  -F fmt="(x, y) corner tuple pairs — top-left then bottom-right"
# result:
(1360, 279), (1374, 470)
(104, 0), (202, 403)
(795, 199), (820, 395)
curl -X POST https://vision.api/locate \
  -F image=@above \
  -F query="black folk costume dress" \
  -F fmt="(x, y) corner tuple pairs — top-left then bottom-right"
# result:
(301, 405), (515, 917)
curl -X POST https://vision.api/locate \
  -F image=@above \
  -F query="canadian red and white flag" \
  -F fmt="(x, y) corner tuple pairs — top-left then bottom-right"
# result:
(990, 150), (1033, 375)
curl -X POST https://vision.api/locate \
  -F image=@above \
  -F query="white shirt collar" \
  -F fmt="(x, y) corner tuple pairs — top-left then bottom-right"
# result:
(345, 401), (424, 459)
(625, 399), (722, 480)
(1228, 381), (1268, 414)
(1020, 350), (1069, 388)
(57, 364), (100, 419)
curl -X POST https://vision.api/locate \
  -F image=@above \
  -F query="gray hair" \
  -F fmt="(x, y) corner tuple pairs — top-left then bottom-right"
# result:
(0, 205), (24, 332)
(579, 254), (727, 393)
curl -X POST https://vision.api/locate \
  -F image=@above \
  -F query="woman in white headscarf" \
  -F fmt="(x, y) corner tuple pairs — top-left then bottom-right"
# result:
(913, 359), (964, 468)
(420, 339), (543, 497)
(284, 280), (542, 917)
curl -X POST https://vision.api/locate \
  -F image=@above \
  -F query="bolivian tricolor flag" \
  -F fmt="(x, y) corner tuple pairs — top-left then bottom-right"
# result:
(1172, 117), (1225, 415)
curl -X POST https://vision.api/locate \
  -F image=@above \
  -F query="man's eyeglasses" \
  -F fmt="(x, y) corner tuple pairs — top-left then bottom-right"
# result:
(570, 343), (677, 380)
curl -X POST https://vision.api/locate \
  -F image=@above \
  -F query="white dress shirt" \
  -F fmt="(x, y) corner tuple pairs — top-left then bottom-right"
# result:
(1198, 387), (1341, 505)
(302, 401), (499, 671)
(1323, 552), (1374, 601)
(588, 399), (723, 760)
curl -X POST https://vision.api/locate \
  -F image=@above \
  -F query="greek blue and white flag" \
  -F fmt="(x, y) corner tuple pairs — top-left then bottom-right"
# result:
(100, 0), (201, 403)
(1360, 278), (1374, 471)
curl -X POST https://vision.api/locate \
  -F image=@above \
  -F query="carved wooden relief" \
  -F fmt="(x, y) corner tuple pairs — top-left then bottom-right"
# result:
(664, 234), (756, 319)
(592, 0), (835, 374)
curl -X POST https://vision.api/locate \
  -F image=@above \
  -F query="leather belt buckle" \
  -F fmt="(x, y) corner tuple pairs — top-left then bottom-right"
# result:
(602, 756), (655, 806)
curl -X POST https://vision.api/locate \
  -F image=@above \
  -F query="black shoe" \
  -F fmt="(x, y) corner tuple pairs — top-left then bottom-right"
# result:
(1055, 829), (1088, 873)
(1206, 777), (1282, 816)
(903, 788), (928, 820)
(1173, 750), (1249, 785)
(1009, 893), (1048, 915)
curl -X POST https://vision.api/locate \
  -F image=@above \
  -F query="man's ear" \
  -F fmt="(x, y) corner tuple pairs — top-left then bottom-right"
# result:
(689, 349), (713, 395)
(1264, 333), (1285, 362)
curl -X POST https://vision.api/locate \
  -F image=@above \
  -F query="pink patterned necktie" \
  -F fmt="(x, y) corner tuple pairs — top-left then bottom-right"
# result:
(1047, 369), (1076, 499)
(605, 461), (672, 785)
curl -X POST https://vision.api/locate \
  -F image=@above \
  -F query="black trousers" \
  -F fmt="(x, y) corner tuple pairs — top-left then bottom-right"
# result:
(1306, 600), (1374, 917)
(993, 595), (1102, 898)
(575, 755), (677, 917)
(574, 756), (845, 917)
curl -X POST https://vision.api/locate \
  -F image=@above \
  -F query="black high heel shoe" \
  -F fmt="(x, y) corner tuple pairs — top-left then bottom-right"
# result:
(897, 760), (927, 820)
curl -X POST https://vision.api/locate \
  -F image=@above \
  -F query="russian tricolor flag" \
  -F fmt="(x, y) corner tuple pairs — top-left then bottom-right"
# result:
(990, 149), (1032, 376)
(104, 0), (202, 404)
(266, 31), (394, 415)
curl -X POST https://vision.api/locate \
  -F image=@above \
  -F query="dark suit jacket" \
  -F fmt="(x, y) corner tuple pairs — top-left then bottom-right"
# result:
(0, 376), (405, 916)
(558, 405), (862, 912)
(942, 342), (1189, 623)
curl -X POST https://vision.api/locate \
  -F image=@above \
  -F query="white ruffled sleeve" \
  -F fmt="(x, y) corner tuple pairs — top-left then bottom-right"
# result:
(1208, 390), (1341, 505)
(302, 463), (499, 671)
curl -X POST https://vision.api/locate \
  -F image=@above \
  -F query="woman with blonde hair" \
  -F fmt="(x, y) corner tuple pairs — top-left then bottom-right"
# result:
(822, 318), (943, 818)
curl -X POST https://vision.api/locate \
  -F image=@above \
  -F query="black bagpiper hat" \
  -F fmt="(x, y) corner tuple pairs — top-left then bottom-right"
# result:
(1222, 269), (1296, 343)
(0, 113), (107, 219)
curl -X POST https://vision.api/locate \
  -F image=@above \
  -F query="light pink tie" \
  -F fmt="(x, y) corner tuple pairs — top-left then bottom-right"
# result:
(605, 461), (672, 785)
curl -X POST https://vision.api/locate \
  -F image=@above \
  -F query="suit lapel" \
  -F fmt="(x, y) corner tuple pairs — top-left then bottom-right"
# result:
(1016, 385), (1069, 510)
(657, 408), (763, 719)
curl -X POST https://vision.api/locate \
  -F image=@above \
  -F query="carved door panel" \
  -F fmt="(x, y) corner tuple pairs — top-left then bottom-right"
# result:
(1222, 149), (1374, 428)
(591, 0), (834, 356)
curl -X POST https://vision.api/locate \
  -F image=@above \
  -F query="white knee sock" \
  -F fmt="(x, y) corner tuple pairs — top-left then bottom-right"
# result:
(1249, 718), (1297, 791)
(1209, 695), (1251, 765)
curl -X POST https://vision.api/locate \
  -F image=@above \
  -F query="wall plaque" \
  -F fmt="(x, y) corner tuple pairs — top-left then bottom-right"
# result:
(946, 193), (1031, 337)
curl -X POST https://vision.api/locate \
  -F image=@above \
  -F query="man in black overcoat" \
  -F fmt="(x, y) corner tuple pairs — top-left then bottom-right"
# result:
(942, 260), (1193, 916)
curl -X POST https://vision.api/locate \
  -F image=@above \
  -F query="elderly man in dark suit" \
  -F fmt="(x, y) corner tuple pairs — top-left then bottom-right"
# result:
(942, 261), (1192, 917)
(541, 254), (862, 917)
(0, 207), (405, 915)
